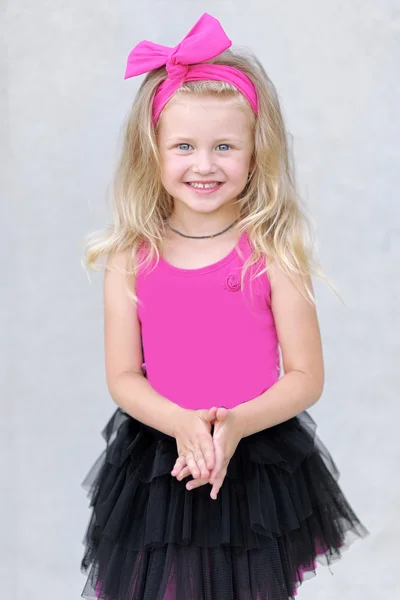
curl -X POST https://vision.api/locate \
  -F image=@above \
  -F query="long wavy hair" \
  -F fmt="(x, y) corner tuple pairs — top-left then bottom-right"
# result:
(84, 48), (340, 305)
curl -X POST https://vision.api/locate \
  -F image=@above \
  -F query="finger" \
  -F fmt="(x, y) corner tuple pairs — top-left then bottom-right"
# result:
(172, 459), (187, 479)
(172, 455), (185, 471)
(194, 449), (210, 479)
(176, 466), (191, 480)
(171, 455), (186, 476)
(207, 406), (218, 421)
(209, 442), (225, 482)
(215, 407), (229, 422)
(198, 434), (216, 471)
(185, 452), (201, 479)
(210, 470), (226, 500)
(186, 477), (209, 491)
(203, 407), (218, 425)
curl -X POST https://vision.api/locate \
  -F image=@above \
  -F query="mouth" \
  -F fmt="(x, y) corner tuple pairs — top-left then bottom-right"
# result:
(185, 181), (223, 190)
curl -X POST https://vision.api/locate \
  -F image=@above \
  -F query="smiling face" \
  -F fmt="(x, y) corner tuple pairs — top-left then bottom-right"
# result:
(157, 94), (254, 220)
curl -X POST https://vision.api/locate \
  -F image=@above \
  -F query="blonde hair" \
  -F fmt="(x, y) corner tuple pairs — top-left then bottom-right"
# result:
(84, 48), (340, 305)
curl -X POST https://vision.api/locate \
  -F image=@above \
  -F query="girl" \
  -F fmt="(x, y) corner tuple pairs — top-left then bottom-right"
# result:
(80, 13), (368, 600)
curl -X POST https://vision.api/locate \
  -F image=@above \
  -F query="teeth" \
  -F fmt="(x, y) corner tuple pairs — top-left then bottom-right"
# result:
(188, 182), (220, 189)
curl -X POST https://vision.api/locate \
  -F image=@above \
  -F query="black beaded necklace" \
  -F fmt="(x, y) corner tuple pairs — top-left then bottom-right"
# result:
(166, 217), (239, 239)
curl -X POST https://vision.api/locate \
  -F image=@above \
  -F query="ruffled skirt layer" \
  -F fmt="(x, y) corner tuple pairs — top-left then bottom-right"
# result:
(80, 408), (367, 600)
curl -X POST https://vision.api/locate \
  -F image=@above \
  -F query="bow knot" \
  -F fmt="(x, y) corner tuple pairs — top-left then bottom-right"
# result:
(125, 13), (231, 81)
(166, 48), (190, 81)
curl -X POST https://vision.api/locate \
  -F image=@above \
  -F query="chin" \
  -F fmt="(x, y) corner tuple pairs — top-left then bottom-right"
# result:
(187, 200), (232, 215)
(174, 191), (239, 213)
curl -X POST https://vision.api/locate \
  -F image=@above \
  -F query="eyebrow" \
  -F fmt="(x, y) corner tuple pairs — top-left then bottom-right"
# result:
(165, 137), (193, 143)
(165, 136), (244, 144)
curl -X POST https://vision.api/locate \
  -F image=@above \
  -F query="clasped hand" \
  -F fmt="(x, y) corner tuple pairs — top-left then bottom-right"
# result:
(171, 406), (243, 500)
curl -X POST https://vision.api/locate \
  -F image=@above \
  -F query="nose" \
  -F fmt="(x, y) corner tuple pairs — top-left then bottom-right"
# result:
(192, 150), (217, 175)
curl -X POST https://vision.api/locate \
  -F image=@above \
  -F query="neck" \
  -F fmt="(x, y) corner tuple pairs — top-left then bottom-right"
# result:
(167, 209), (240, 238)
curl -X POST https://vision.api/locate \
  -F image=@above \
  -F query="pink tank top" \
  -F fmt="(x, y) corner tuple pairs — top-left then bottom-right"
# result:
(136, 231), (280, 410)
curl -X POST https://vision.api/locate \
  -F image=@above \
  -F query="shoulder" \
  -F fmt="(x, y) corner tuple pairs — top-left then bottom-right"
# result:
(105, 244), (145, 282)
(267, 260), (314, 302)
(105, 246), (138, 272)
(105, 248), (130, 272)
(104, 248), (139, 309)
(267, 259), (317, 331)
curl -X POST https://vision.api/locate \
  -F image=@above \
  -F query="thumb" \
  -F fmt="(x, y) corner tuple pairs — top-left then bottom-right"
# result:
(204, 406), (218, 422)
(215, 407), (229, 422)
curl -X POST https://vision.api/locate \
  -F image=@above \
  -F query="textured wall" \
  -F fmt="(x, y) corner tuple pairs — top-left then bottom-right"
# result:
(3, 1), (399, 598)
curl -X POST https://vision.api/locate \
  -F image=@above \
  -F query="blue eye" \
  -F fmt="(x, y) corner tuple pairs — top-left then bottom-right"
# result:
(177, 143), (192, 151)
(216, 144), (231, 151)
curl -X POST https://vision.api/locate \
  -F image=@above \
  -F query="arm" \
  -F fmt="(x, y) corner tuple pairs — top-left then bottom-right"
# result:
(104, 249), (217, 480)
(172, 262), (325, 496)
(232, 262), (325, 438)
(104, 250), (182, 437)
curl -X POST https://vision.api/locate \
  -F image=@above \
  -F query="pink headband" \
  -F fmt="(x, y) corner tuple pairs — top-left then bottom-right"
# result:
(124, 13), (259, 125)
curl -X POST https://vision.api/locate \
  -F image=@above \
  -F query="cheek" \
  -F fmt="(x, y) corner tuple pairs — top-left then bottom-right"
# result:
(161, 157), (187, 182)
(225, 157), (251, 183)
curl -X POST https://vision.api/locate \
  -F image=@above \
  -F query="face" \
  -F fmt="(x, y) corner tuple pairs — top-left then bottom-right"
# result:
(157, 94), (254, 218)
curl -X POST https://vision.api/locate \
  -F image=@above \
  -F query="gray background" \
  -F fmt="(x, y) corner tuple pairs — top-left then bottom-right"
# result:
(3, 0), (399, 598)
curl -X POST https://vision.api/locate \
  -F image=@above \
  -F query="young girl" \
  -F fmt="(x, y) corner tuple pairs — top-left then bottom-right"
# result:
(80, 13), (367, 600)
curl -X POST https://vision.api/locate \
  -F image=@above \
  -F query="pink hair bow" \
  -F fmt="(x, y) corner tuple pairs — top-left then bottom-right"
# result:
(124, 13), (258, 124)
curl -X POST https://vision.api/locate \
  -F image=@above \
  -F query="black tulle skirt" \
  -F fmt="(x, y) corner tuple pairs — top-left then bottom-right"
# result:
(80, 407), (367, 600)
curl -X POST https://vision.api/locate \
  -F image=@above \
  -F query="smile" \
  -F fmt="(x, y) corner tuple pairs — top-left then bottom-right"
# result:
(186, 182), (221, 189)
